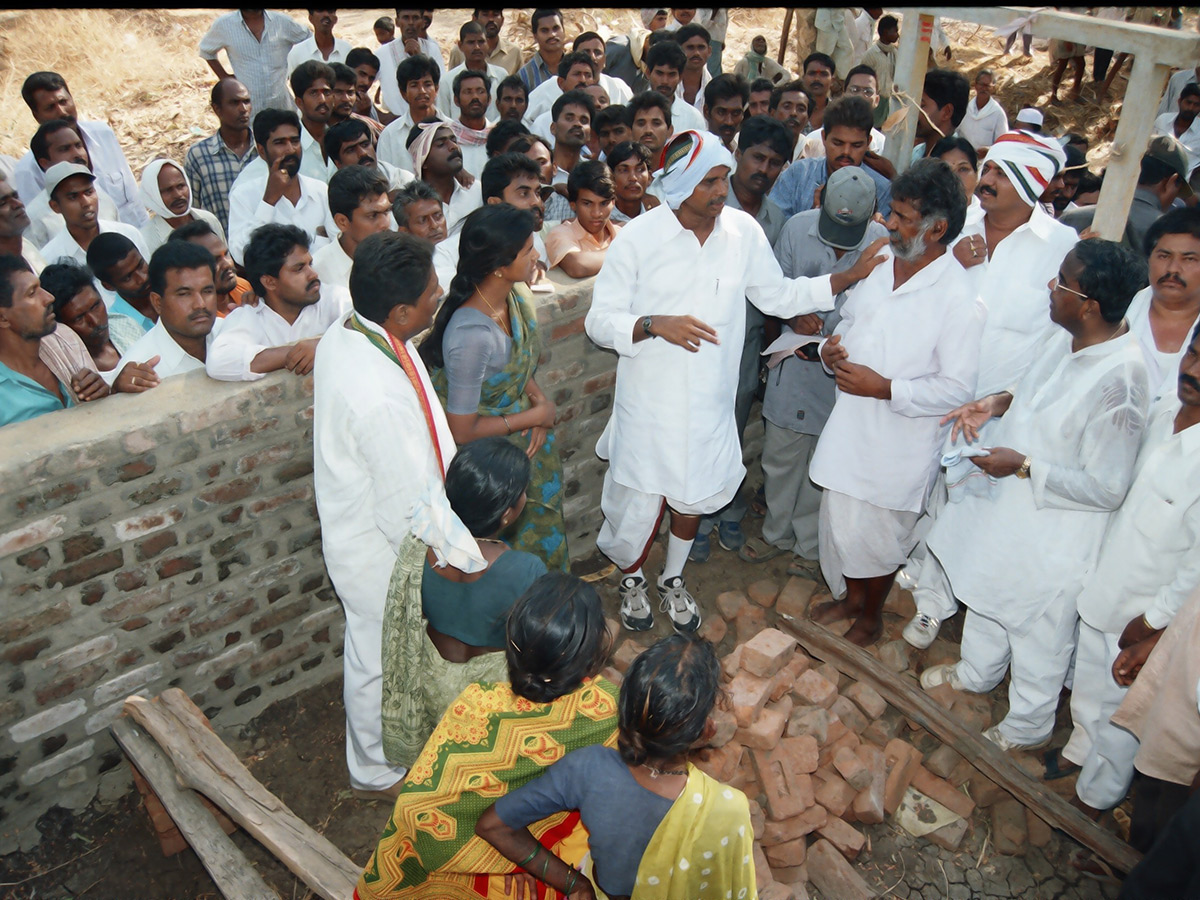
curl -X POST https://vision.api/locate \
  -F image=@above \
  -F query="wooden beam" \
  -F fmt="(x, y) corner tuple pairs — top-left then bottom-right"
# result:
(125, 691), (360, 900)
(1090, 55), (1173, 242)
(778, 9), (793, 66)
(777, 615), (1144, 875)
(883, 11), (933, 173)
(112, 717), (279, 900)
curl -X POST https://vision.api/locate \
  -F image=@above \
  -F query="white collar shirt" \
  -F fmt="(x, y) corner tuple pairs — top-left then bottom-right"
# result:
(1078, 397), (1200, 633)
(1158, 66), (1200, 115)
(1154, 111), (1200, 175)
(199, 10), (311, 114)
(376, 38), (446, 119)
(927, 328), (1151, 633)
(375, 110), (450, 177)
(809, 249), (986, 512)
(112, 317), (225, 384)
(1126, 285), (1200, 401)
(226, 171), (334, 265)
(311, 238), (354, 290)
(286, 35), (352, 74)
(298, 126), (337, 183)
(437, 62), (510, 122)
(585, 203), (834, 504)
(676, 64), (713, 112)
(444, 179), (482, 234)
(956, 97), (1010, 150)
(41, 219), (148, 269)
(671, 96), (708, 134)
(205, 285), (349, 381)
(24, 184), (119, 251)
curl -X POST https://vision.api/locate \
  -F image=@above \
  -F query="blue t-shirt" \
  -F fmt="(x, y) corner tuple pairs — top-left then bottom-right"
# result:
(0, 361), (73, 427)
(422, 549), (547, 648)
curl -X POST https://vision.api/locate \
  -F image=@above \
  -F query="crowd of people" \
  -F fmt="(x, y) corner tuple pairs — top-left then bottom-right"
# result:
(2, 6), (1200, 897)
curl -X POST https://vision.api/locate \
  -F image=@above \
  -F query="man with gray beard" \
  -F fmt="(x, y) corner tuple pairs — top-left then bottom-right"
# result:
(807, 158), (986, 646)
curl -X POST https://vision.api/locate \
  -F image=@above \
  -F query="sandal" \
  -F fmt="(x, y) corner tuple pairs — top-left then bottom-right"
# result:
(738, 536), (786, 564)
(787, 556), (820, 577)
(1042, 747), (1081, 781)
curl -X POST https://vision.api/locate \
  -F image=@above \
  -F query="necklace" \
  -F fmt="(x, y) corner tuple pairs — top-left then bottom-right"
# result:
(475, 285), (511, 336)
(641, 762), (686, 778)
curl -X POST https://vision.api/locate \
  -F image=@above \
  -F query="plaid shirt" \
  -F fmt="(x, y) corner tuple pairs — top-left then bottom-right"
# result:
(184, 131), (258, 234)
(518, 53), (555, 92)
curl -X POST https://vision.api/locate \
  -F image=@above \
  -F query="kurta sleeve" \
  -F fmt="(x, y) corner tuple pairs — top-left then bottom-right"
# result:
(744, 224), (834, 318)
(1029, 361), (1150, 512)
(1144, 498), (1200, 630)
(586, 228), (645, 358)
(226, 188), (273, 266)
(205, 309), (268, 382)
(889, 300), (985, 417)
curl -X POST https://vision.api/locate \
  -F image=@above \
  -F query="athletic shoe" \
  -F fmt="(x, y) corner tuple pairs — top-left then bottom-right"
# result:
(981, 725), (1052, 752)
(919, 663), (964, 692)
(657, 575), (701, 633)
(902, 613), (942, 649)
(717, 520), (746, 552)
(688, 532), (712, 563)
(619, 575), (654, 631)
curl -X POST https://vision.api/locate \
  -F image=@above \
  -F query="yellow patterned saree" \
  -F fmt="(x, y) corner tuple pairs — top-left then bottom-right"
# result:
(356, 677), (620, 900)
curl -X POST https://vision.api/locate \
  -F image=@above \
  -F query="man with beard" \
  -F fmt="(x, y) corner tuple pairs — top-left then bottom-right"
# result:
(0, 173), (45, 274)
(208, 223), (349, 381)
(185, 78), (257, 234)
(801, 53), (836, 132)
(286, 9), (351, 74)
(956, 70), (1008, 158)
(437, 23), (509, 123)
(805, 159), (983, 647)
(449, 70), (495, 178)
(574, 31), (634, 106)
(200, 9), (309, 116)
(346, 49), (386, 133)
(289, 61), (338, 182)
(392, 180), (447, 243)
(376, 9), (446, 120)
(25, 120), (122, 251)
(692, 116), (791, 562)
(496, 76), (529, 122)
(920, 241), (1151, 751)
(169, 220), (254, 315)
(644, 41), (706, 135)
(324, 119), (414, 197)
(0, 255), (106, 426)
(518, 9), (566, 92)
(327, 63), (360, 128)
(448, 10), (522, 76)
(913, 69), (970, 164)
(627, 92), (673, 159)
(138, 160), (226, 255)
(227, 109), (334, 266)
(608, 141), (655, 224)
(111, 242), (224, 390)
(769, 80), (812, 156)
(769, 96), (892, 219)
(407, 121), (480, 234)
(312, 167), (393, 289)
(41, 163), (149, 268)
(12, 72), (146, 228)
(703, 75), (749, 151)
(548, 91), (595, 187)
(901, 131), (1079, 649)
(587, 129), (885, 633)
(86, 233), (156, 327)
(41, 260), (145, 374)
(377, 55), (447, 178)
(1154, 83), (1200, 193)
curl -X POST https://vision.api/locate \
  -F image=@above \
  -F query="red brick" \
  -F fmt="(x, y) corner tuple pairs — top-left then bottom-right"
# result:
(189, 597), (255, 637)
(16, 547), (51, 570)
(611, 640), (642, 674)
(762, 805), (827, 845)
(61, 532), (104, 563)
(698, 615), (727, 645)
(911, 765), (976, 819)
(234, 444), (294, 475)
(550, 316), (586, 341)
(747, 579), (780, 608)
(833, 746), (871, 791)
(716, 590), (748, 620)
(1027, 807), (1053, 848)
(925, 743), (962, 779)
(136, 530), (178, 562)
(734, 704), (787, 750)
(764, 836), (807, 868)
(808, 839), (874, 900)
(3, 637), (51, 664)
(246, 485), (310, 518)
(851, 744), (886, 825)
(829, 695), (869, 734)
(721, 645), (744, 680)
(813, 768), (857, 818)
(928, 817), (970, 851)
(992, 798), (1027, 855)
(729, 669), (774, 727)
(736, 604), (768, 642)
(46, 549), (123, 589)
(793, 669), (837, 708)
(195, 477), (259, 508)
(114, 569), (148, 592)
(754, 739), (817, 821)
(249, 643), (306, 677)
(741, 628), (797, 679)
(753, 842), (772, 892)
(101, 585), (173, 624)
(694, 742), (743, 783)
(844, 682), (887, 720)
(250, 598), (311, 634)
(34, 662), (107, 705)
(749, 799), (765, 839)
(709, 706), (738, 748)
(862, 712), (904, 747)
(816, 817), (865, 860)
(776, 576), (818, 620)
(883, 739), (924, 816)
(0, 600), (70, 643)
(787, 706), (829, 743)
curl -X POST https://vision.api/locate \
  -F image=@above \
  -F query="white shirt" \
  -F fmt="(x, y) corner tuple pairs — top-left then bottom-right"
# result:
(954, 203), (1080, 397)
(671, 96), (708, 134)
(1126, 285), (1200, 401)
(13, 120), (148, 229)
(24, 184), (119, 251)
(927, 328), (1151, 633)
(286, 35), (352, 75)
(41, 219), (149, 268)
(1158, 66), (1199, 115)
(111, 317), (226, 383)
(797, 127), (886, 161)
(1078, 397), (1200, 633)
(1153, 111), (1200, 176)
(444, 179), (483, 234)
(205, 285), (349, 381)
(956, 97), (1010, 151)
(676, 65), (713, 113)
(299, 126), (337, 183)
(311, 237), (355, 290)
(226, 171), (334, 265)
(199, 10), (310, 114)
(586, 203), (834, 504)
(436, 62), (510, 122)
(810, 250), (986, 512)
(376, 38), (446, 118)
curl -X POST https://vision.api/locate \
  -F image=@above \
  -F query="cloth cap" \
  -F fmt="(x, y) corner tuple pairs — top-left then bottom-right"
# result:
(1145, 133), (1195, 199)
(1015, 107), (1044, 127)
(818, 166), (877, 250)
(650, 129), (734, 210)
(984, 131), (1066, 207)
(641, 8), (668, 28)
(409, 120), (451, 178)
(139, 158), (194, 221)
(44, 161), (95, 199)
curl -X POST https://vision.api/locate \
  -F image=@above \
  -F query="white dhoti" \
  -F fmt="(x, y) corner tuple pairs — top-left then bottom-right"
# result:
(1062, 620), (1140, 808)
(597, 467), (741, 571)
(955, 594), (1078, 744)
(818, 490), (921, 598)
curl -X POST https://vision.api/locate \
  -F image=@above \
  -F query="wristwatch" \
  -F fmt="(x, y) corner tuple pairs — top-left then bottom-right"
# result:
(1015, 456), (1032, 479)
(642, 315), (654, 337)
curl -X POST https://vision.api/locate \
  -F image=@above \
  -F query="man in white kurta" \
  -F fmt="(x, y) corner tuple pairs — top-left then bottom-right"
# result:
(922, 241), (1152, 750)
(1063, 325), (1200, 811)
(586, 130), (882, 634)
(955, 70), (1009, 154)
(809, 159), (985, 646)
(312, 231), (483, 795)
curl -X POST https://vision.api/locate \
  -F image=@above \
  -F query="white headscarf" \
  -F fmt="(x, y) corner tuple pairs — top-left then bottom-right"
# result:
(139, 158), (194, 221)
(650, 130), (736, 210)
(984, 131), (1066, 208)
(408, 120), (450, 178)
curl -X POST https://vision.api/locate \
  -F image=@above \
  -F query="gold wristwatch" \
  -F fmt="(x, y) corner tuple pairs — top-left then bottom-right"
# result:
(1015, 456), (1032, 479)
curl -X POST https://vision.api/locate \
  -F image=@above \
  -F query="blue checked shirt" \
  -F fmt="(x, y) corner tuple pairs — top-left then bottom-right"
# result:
(768, 157), (893, 221)
(518, 53), (555, 92)
(184, 132), (258, 234)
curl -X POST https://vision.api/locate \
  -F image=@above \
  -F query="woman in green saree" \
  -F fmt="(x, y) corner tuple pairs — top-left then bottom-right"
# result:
(419, 203), (569, 572)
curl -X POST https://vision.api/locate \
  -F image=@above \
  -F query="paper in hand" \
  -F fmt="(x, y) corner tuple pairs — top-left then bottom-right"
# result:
(761, 331), (822, 368)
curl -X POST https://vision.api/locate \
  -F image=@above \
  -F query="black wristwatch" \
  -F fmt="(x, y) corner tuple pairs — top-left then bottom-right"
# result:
(642, 315), (654, 337)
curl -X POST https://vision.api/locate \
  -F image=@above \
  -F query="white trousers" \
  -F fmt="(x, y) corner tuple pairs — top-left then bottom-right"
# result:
(343, 603), (408, 792)
(761, 425), (822, 559)
(818, 490), (920, 598)
(956, 599), (1078, 744)
(1062, 621), (1140, 809)
(597, 468), (740, 571)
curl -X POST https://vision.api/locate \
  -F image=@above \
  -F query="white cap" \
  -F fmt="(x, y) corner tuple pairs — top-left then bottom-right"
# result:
(44, 161), (95, 199)
(1015, 107), (1044, 127)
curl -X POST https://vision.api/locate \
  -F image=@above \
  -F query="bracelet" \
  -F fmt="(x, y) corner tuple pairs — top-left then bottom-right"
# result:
(565, 870), (578, 894)
(541, 855), (549, 881)
(1142, 613), (1154, 631)
(517, 846), (540, 868)
(502, 414), (513, 434)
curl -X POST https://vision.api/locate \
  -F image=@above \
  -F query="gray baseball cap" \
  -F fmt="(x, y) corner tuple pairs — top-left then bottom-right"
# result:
(818, 166), (877, 250)
(44, 161), (95, 200)
(1145, 133), (1194, 199)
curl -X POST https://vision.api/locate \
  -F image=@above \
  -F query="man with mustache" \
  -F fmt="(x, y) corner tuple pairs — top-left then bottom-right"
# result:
(41, 260), (145, 374)
(227, 109), (334, 266)
(807, 159), (984, 647)
(408, 122), (480, 234)
(111, 241), (224, 391)
(448, 10), (522, 76)
(801, 53), (836, 132)
(770, 96), (893, 220)
(702, 74), (749, 151)
(375, 9), (446, 121)
(644, 40), (706, 135)
(797, 66), (886, 163)
(769, 80), (812, 156)
(313, 167), (393, 289)
(377, 55), (449, 179)
(0, 173), (45, 275)
(901, 131), (1079, 649)
(24, 119), (122, 251)
(518, 8), (566, 92)
(286, 9), (351, 74)
(675, 23), (713, 111)
(920, 240), (1151, 752)
(523, 51), (598, 137)
(40, 163), (150, 269)
(327, 63), (360, 129)
(392, 179), (447, 244)
(208, 223), (349, 381)
(548, 91), (595, 191)
(169, 220), (254, 315)
(185, 78), (257, 235)
(1153, 83), (1200, 195)
(627, 92), (673, 159)
(290, 60), (338, 182)
(324, 119), (414, 196)
(608, 141), (655, 225)
(449, 70), (495, 178)
(437, 23), (509, 123)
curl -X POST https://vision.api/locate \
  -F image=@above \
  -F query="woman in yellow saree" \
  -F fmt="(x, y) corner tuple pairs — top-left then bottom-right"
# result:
(356, 573), (617, 900)
(476, 635), (758, 900)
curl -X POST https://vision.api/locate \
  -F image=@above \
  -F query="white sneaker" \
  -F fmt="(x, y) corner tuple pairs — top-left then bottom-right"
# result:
(902, 613), (941, 649)
(619, 576), (654, 631)
(657, 575), (701, 634)
(981, 725), (1052, 752)
(920, 663), (964, 692)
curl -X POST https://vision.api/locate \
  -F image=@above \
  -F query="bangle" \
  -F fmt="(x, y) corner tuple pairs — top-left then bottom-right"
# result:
(502, 414), (512, 434)
(517, 846), (540, 868)
(541, 855), (549, 881)
(565, 870), (578, 894)
(1142, 613), (1154, 631)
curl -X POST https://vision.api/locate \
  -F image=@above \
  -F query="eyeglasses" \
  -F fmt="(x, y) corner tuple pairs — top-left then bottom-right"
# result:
(846, 85), (877, 98)
(1051, 275), (1089, 299)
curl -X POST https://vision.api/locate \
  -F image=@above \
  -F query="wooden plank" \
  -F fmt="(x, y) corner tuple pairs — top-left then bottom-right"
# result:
(125, 690), (360, 900)
(111, 717), (279, 900)
(777, 614), (1144, 874)
(883, 11), (934, 173)
(1089, 55), (1173, 242)
(777, 9), (793, 66)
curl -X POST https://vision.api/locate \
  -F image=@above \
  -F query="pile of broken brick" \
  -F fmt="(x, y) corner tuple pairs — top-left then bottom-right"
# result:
(607, 575), (1060, 900)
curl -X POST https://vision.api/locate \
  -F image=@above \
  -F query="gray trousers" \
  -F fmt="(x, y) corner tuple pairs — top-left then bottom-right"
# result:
(761, 423), (822, 559)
